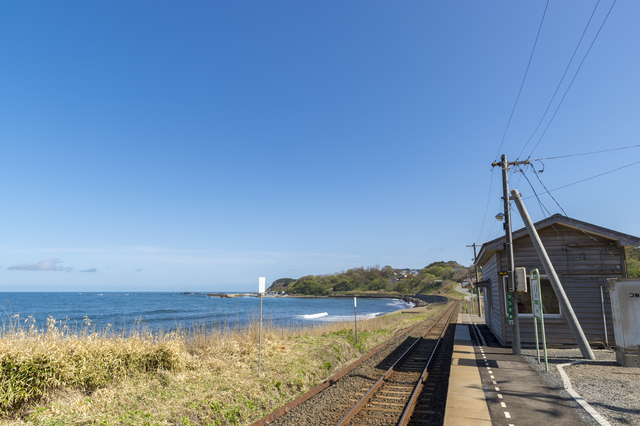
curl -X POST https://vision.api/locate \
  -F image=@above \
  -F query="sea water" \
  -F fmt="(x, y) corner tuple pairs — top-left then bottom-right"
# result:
(0, 292), (413, 333)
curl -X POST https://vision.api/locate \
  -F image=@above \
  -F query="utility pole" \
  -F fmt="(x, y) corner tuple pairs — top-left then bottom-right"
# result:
(491, 154), (529, 355)
(467, 243), (482, 317)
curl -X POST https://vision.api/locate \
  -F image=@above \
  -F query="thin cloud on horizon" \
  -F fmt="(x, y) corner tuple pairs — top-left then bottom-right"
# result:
(7, 259), (73, 272)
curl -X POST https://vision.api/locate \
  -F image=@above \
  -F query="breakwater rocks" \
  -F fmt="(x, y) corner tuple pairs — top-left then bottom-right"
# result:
(400, 295), (428, 307)
(206, 293), (230, 298)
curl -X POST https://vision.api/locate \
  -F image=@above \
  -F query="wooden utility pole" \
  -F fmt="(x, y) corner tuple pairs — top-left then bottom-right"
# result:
(467, 243), (482, 317)
(491, 154), (529, 355)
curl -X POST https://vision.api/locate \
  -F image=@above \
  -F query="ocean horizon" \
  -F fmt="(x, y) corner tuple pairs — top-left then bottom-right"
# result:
(0, 292), (414, 333)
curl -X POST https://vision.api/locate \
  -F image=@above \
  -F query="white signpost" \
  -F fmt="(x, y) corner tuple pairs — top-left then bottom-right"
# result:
(354, 297), (358, 344)
(531, 269), (548, 371)
(258, 277), (265, 377)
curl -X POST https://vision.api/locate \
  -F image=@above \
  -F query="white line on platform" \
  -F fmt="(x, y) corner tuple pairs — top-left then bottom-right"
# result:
(472, 322), (487, 347)
(501, 402), (506, 408)
(497, 394), (503, 399)
(495, 387), (500, 391)
(505, 412), (511, 418)
(557, 362), (612, 426)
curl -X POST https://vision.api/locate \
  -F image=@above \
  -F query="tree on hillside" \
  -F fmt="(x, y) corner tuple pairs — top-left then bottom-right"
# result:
(280, 262), (470, 295)
(627, 247), (640, 277)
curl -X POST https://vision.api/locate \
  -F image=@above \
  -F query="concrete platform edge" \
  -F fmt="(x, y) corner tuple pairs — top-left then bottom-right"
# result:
(443, 314), (491, 426)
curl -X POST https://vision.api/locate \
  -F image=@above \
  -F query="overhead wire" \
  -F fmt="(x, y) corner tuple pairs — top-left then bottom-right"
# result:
(476, 169), (497, 244)
(481, 1), (550, 245)
(522, 157), (640, 199)
(534, 143), (640, 161)
(530, 167), (599, 241)
(525, 0), (618, 159)
(516, 165), (568, 243)
(493, 0), (550, 162)
(517, 165), (552, 217)
(516, 0), (603, 160)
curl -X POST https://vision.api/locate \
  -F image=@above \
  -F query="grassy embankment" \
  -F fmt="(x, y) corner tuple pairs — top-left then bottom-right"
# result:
(1, 305), (443, 425)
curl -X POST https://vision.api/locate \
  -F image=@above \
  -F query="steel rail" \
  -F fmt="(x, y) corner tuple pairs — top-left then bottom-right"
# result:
(397, 301), (459, 425)
(335, 302), (457, 426)
(249, 301), (448, 426)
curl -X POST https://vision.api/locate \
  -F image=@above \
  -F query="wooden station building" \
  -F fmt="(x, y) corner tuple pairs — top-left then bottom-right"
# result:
(474, 213), (640, 348)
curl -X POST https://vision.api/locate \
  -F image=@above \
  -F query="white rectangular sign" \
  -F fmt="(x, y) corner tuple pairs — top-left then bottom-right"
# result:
(354, 297), (357, 307)
(259, 277), (265, 294)
(531, 276), (542, 319)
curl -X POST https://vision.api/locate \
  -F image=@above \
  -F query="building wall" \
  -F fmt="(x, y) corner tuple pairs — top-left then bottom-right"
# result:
(481, 252), (505, 345)
(495, 224), (624, 347)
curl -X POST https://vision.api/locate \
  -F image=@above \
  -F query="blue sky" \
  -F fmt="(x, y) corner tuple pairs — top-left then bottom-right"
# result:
(1, 1), (638, 292)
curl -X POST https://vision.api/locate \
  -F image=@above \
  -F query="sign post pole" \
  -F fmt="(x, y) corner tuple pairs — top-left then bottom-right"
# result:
(532, 270), (541, 364)
(531, 269), (548, 371)
(258, 277), (265, 377)
(354, 297), (358, 344)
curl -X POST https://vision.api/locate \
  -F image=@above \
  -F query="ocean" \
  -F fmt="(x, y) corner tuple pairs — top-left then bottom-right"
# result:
(0, 292), (413, 333)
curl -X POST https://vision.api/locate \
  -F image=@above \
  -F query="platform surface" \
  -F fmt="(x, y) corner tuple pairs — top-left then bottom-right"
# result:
(443, 313), (585, 426)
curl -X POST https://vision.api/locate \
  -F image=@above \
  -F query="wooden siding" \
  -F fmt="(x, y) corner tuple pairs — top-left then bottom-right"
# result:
(481, 252), (505, 345)
(495, 224), (623, 347)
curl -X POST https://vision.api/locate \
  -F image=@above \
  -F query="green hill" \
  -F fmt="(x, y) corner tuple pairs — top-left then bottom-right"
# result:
(267, 261), (473, 296)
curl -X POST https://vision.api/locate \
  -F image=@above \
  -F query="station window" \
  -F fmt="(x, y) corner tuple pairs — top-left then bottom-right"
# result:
(503, 274), (562, 317)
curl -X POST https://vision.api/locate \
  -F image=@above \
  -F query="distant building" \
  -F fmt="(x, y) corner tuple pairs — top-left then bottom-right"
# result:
(474, 214), (640, 348)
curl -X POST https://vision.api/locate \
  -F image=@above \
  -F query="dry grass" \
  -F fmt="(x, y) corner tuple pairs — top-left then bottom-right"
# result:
(1, 305), (442, 425)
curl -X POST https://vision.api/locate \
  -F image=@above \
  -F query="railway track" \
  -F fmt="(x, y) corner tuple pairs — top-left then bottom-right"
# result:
(334, 302), (458, 426)
(266, 301), (460, 426)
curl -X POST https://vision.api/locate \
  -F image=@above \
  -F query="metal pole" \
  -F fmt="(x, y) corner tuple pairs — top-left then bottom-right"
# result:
(599, 284), (609, 347)
(498, 154), (521, 355)
(473, 243), (481, 317)
(511, 189), (595, 360)
(354, 297), (358, 344)
(259, 293), (263, 376)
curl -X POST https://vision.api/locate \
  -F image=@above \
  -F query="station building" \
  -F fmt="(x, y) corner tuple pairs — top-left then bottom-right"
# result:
(474, 213), (640, 348)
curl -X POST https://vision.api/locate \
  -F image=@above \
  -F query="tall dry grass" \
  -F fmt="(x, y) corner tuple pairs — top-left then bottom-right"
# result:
(0, 315), (186, 416)
(0, 305), (441, 425)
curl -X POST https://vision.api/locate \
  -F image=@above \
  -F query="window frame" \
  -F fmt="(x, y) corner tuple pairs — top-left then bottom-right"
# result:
(502, 274), (563, 319)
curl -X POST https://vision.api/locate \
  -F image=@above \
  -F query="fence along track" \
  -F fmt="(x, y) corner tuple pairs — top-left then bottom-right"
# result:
(335, 302), (458, 426)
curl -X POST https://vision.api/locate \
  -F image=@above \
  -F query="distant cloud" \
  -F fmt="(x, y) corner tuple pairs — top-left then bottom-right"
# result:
(80, 268), (98, 273)
(135, 268), (143, 272)
(8, 259), (73, 272)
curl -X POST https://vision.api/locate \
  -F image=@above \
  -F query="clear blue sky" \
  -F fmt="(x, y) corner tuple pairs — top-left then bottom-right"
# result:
(1, 1), (638, 292)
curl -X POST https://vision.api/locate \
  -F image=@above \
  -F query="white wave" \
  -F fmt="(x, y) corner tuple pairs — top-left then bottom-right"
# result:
(299, 312), (329, 319)
(387, 299), (414, 309)
(313, 312), (384, 322)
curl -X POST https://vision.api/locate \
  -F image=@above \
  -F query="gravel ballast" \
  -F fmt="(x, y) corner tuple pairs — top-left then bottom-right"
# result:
(522, 348), (640, 426)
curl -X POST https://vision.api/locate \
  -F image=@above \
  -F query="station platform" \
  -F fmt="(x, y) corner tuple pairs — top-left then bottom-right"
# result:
(443, 313), (585, 426)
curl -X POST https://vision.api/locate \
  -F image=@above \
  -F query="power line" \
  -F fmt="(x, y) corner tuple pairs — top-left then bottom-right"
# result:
(530, 167), (598, 242)
(476, 169), (497, 244)
(534, 143), (640, 161)
(516, 165), (569, 244)
(526, 0), (618, 159)
(517, 165), (552, 217)
(493, 0), (550, 161)
(522, 157), (640, 199)
(516, 0), (603, 160)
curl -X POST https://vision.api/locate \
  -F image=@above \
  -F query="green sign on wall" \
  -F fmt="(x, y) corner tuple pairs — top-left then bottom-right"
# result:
(506, 292), (514, 325)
